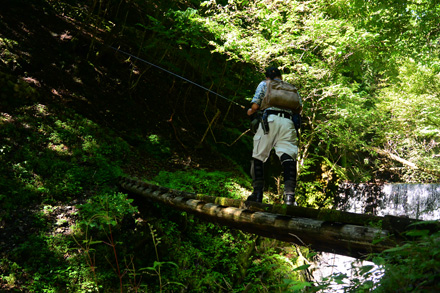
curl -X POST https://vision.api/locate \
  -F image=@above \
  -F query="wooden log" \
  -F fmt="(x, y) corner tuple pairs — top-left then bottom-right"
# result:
(119, 177), (415, 258)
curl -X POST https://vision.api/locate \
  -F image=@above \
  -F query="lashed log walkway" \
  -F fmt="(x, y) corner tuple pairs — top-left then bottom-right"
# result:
(119, 177), (421, 259)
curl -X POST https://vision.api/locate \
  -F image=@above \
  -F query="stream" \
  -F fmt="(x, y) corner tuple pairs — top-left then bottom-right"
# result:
(312, 183), (440, 291)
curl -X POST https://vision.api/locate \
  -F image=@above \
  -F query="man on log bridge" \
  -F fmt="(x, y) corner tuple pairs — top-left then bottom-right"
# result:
(119, 177), (437, 259)
(247, 66), (303, 205)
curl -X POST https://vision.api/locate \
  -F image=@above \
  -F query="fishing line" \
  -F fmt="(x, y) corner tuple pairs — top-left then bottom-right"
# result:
(109, 46), (246, 109)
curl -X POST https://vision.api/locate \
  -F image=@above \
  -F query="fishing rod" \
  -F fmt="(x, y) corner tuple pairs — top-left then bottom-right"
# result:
(109, 46), (246, 109)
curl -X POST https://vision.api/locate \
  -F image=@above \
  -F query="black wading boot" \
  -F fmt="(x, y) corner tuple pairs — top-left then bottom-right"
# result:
(281, 154), (297, 206)
(247, 159), (264, 203)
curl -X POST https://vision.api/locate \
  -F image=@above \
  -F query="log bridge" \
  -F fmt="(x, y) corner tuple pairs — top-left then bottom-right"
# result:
(119, 177), (427, 259)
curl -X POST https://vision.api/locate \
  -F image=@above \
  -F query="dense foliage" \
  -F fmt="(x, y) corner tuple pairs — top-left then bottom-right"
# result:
(165, 0), (440, 186)
(1, 0), (439, 291)
(134, 0), (440, 198)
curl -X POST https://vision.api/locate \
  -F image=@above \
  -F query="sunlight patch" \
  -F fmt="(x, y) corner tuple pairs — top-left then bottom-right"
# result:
(0, 112), (13, 122)
(48, 142), (71, 155)
(22, 76), (41, 87)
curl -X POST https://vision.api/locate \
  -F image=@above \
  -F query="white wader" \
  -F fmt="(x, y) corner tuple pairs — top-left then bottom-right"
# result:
(252, 114), (298, 162)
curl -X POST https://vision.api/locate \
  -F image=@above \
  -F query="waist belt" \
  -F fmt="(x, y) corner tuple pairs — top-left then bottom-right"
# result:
(261, 110), (293, 134)
(265, 110), (292, 120)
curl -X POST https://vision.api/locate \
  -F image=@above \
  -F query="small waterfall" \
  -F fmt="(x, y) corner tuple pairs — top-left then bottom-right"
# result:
(313, 183), (440, 291)
(336, 183), (440, 220)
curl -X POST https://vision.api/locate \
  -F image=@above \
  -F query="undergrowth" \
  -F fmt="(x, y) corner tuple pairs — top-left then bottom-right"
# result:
(0, 70), (310, 291)
(152, 169), (250, 199)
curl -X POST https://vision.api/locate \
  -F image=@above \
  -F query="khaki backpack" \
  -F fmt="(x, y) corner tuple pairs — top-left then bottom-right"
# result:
(260, 80), (301, 113)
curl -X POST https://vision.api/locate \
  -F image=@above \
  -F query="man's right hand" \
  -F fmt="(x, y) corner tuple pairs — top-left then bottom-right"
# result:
(247, 103), (260, 116)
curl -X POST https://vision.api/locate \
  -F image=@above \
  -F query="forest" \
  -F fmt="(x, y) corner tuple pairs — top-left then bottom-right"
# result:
(1, 0), (439, 291)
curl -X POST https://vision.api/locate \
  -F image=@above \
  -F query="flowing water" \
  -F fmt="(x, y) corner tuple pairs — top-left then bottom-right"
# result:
(336, 183), (440, 220)
(312, 183), (440, 291)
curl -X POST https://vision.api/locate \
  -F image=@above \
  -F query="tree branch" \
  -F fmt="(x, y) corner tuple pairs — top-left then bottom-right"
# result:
(371, 147), (440, 178)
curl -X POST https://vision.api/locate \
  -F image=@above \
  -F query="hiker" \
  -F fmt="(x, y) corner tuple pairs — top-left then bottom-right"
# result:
(246, 66), (303, 205)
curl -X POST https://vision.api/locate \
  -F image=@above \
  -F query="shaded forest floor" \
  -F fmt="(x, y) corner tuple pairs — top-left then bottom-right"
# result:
(1, 0), (239, 172)
(1, 1), (252, 290)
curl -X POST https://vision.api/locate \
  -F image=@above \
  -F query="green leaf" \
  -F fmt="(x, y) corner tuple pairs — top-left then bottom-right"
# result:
(405, 230), (430, 237)
(359, 265), (374, 275)
(383, 244), (411, 253)
(293, 264), (311, 271)
(372, 256), (386, 266)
